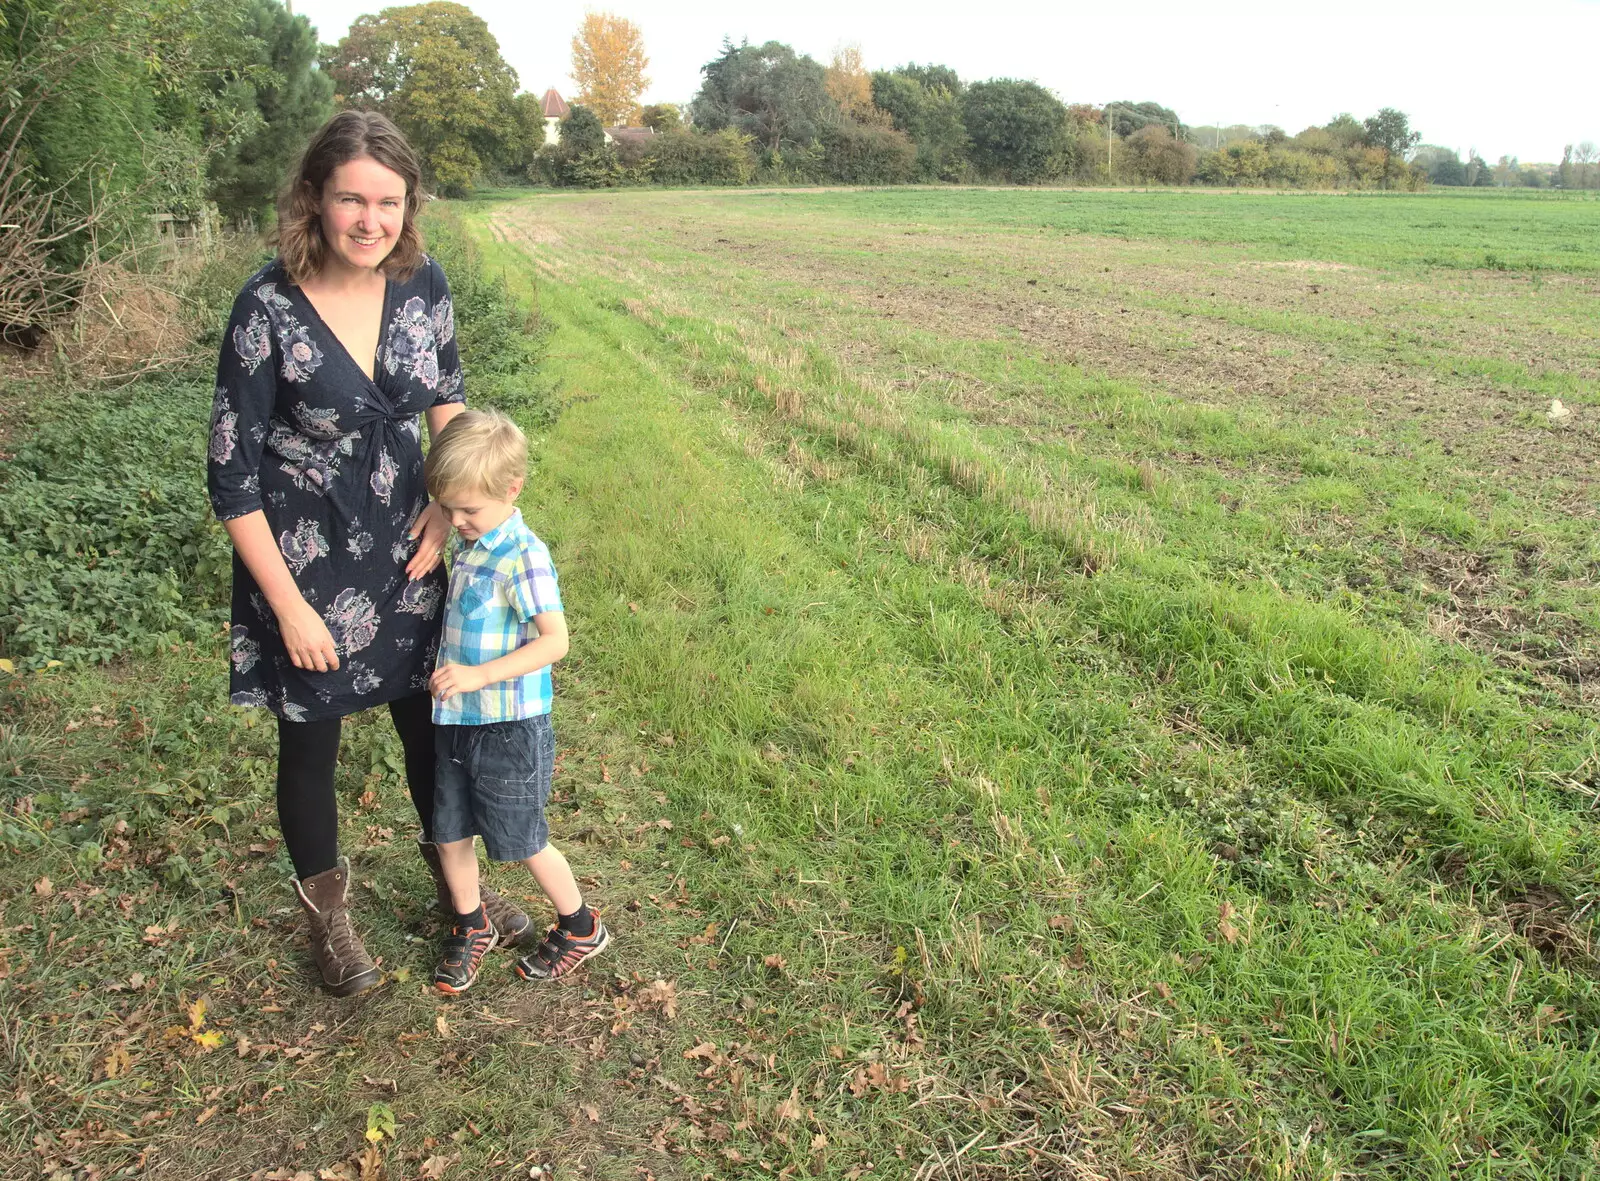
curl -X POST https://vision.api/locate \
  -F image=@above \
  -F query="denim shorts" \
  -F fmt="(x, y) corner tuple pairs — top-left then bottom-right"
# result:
(433, 714), (555, 861)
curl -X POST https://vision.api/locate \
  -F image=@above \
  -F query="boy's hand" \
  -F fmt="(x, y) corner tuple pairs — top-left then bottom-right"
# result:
(430, 662), (488, 701)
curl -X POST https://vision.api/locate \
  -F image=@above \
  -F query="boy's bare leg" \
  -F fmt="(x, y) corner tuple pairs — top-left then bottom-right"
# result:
(436, 837), (482, 914)
(520, 843), (582, 915)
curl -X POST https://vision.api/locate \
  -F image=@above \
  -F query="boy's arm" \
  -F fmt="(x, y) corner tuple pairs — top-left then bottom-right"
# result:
(430, 610), (568, 701)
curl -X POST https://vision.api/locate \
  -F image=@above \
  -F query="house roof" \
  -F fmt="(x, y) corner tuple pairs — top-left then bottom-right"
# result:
(541, 89), (569, 119)
(607, 126), (656, 145)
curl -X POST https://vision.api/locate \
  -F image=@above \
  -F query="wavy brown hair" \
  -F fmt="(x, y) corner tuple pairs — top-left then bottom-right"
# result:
(274, 110), (426, 285)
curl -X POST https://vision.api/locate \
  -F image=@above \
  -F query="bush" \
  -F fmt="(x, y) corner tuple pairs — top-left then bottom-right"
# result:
(643, 129), (757, 186)
(421, 204), (555, 425)
(0, 380), (232, 669)
(820, 121), (916, 184)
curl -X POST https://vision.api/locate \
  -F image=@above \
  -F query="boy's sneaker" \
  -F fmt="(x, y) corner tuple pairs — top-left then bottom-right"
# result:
(513, 915), (611, 981)
(433, 918), (499, 995)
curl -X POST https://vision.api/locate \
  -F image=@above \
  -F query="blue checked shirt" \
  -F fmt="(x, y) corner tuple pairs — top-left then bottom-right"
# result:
(432, 509), (563, 725)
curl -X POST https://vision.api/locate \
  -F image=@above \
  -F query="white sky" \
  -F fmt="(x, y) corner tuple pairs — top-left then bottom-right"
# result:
(290, 0), (1600, 163)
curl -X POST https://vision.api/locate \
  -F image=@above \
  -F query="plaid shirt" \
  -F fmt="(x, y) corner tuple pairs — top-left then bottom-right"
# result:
(432, 509), (563, 725)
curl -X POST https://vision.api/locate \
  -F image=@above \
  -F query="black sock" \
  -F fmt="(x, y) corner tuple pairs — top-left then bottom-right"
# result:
(454, 903), (487, 932)
(558, 903), (593, 937)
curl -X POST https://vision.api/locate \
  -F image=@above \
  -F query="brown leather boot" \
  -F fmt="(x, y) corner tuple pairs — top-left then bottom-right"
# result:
(291, 861), (382, 997)
(417, 839), (533, 948)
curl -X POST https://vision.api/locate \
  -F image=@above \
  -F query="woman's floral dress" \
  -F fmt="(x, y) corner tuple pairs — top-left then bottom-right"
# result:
(207, 256), (464, 722)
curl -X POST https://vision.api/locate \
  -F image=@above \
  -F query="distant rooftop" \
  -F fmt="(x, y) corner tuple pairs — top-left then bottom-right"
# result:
(541, 89), (569, 119)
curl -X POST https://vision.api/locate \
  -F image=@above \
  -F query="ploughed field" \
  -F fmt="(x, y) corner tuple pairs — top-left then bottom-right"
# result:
(3, 187), (1598, 1181)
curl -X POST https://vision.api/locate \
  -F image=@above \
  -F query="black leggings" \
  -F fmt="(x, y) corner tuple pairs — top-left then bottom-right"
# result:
(276, 693), (437, 878)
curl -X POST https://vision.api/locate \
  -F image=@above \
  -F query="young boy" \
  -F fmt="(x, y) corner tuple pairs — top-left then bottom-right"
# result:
(424, 409), (610, 994)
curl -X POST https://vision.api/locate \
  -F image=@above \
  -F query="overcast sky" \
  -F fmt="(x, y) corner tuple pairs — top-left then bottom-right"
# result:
(290, 0), (1600, 164)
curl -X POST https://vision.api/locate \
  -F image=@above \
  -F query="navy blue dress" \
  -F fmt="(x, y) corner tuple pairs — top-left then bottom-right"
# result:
(207, 256), (464, 722)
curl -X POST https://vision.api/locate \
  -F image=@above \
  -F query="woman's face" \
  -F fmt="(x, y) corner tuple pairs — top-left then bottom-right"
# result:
(317, 155), (407, 275)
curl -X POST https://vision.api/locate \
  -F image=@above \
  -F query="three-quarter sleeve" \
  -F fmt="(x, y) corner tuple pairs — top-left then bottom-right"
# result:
(207, 285), (277, 521)
(429, 258), (465, 407)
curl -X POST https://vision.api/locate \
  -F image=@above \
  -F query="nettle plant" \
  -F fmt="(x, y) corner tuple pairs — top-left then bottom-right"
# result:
(0, 379), (232, 669)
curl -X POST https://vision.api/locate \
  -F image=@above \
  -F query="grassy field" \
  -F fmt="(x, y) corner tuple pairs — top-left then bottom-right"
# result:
(4, 186), (1600, 1181)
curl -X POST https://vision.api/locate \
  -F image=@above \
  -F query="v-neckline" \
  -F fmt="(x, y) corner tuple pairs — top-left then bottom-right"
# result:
(293, 269), (391, 390)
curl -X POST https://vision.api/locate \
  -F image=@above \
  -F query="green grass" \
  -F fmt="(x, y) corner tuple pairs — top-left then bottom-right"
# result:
(4, 186), (1600, 1180)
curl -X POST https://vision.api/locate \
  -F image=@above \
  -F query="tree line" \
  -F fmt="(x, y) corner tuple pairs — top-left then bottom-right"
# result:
(6, 0), (1592, 337)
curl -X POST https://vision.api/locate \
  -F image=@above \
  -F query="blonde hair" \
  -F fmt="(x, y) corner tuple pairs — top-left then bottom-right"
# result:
(274, 110), (426, 286)
(426, 410), (528, 500)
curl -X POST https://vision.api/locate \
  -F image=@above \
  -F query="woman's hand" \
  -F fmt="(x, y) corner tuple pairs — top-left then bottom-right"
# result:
(277, 598), (341, 672)
(406, 501), (450, 580)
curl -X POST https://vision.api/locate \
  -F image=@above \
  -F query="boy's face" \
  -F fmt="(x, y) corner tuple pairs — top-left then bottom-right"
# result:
(435, 478), (523, 543)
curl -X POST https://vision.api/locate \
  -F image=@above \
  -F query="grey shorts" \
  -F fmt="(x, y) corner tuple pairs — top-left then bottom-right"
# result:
(433, 715), (555, 861)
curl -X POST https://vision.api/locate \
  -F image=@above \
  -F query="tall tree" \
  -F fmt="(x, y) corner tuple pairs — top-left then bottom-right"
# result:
(963, 78), (1070, 183)
(322, 2), (519, 194)
(209, 0), (334, 223)
(870, 63), (967, 181)
(1104, 100), (1181, 139)
(569, 12), (648, 128)
(641, 103), (681, 132)
(1362, 108), (1420, 159)
(689, 39), (832, 153)
(824, 44), (875, 123)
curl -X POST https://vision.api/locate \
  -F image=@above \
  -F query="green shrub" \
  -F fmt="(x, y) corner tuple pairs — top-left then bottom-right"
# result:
(643, 129), (757, 186)
(0, 380), (232, 669)
(422, 204), (556, 424)
(820, 121), (916, 184)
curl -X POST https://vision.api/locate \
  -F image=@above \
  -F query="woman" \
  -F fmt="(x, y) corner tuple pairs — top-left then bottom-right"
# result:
(208, 111), (531, 996)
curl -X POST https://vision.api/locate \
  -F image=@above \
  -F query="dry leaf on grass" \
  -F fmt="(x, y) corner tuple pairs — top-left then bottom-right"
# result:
(418, 1155), (454, 1179)
(774, 1086), (804, 1122)
(1218, 901), (1242, 946)
(435, 1013), (452, 1038)
(580, 1104), (600, 1123)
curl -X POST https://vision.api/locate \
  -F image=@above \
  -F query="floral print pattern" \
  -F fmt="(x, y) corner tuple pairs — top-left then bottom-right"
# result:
(371, 446), (398, 505)
(209, 388), (238, 465)
(396, 578), (442, 618)
(232, 313), (272, 374)
(280, 518), (330, 574)
(280, 326), (325, 383)
(207, 256), (464, 722)
(325, 588), (380, 656)
(230, 625), (260, 674)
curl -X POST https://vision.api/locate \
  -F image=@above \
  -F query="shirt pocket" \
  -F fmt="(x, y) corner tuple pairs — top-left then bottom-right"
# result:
(455, 578), (498, 620)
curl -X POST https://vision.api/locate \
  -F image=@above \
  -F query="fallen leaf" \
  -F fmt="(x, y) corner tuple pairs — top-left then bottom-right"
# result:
(811, 1134), (829, 1150)
(194, 1030), (226, 1050)
(683, 1041), (718, 1060)
(100, 1044), (132, 1079)
(435, 1013), (452, 1039)
(1218, 901), (1241, 947)
(363, 1076), (397, 1093)
(195, 1105), (219, 1125)
(580, 1104), (599, 1123)
(186, 997), (208, 1030)
(1549, 399), (1573, 423)
(763, 954), (787, 972)
(418, 1156), (452, 1179)
(638, 978), (678, 1019)
(33, 877), (52, 898)
(774, 1086), (804, 1122)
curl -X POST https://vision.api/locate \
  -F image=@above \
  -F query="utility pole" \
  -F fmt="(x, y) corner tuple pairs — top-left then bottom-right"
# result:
(1107, 103), (1114, 183)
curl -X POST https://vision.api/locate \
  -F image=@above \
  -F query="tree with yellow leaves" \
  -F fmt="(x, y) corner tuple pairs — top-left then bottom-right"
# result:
(570, 12), (649, 128)
(824, 44), (883, 124)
